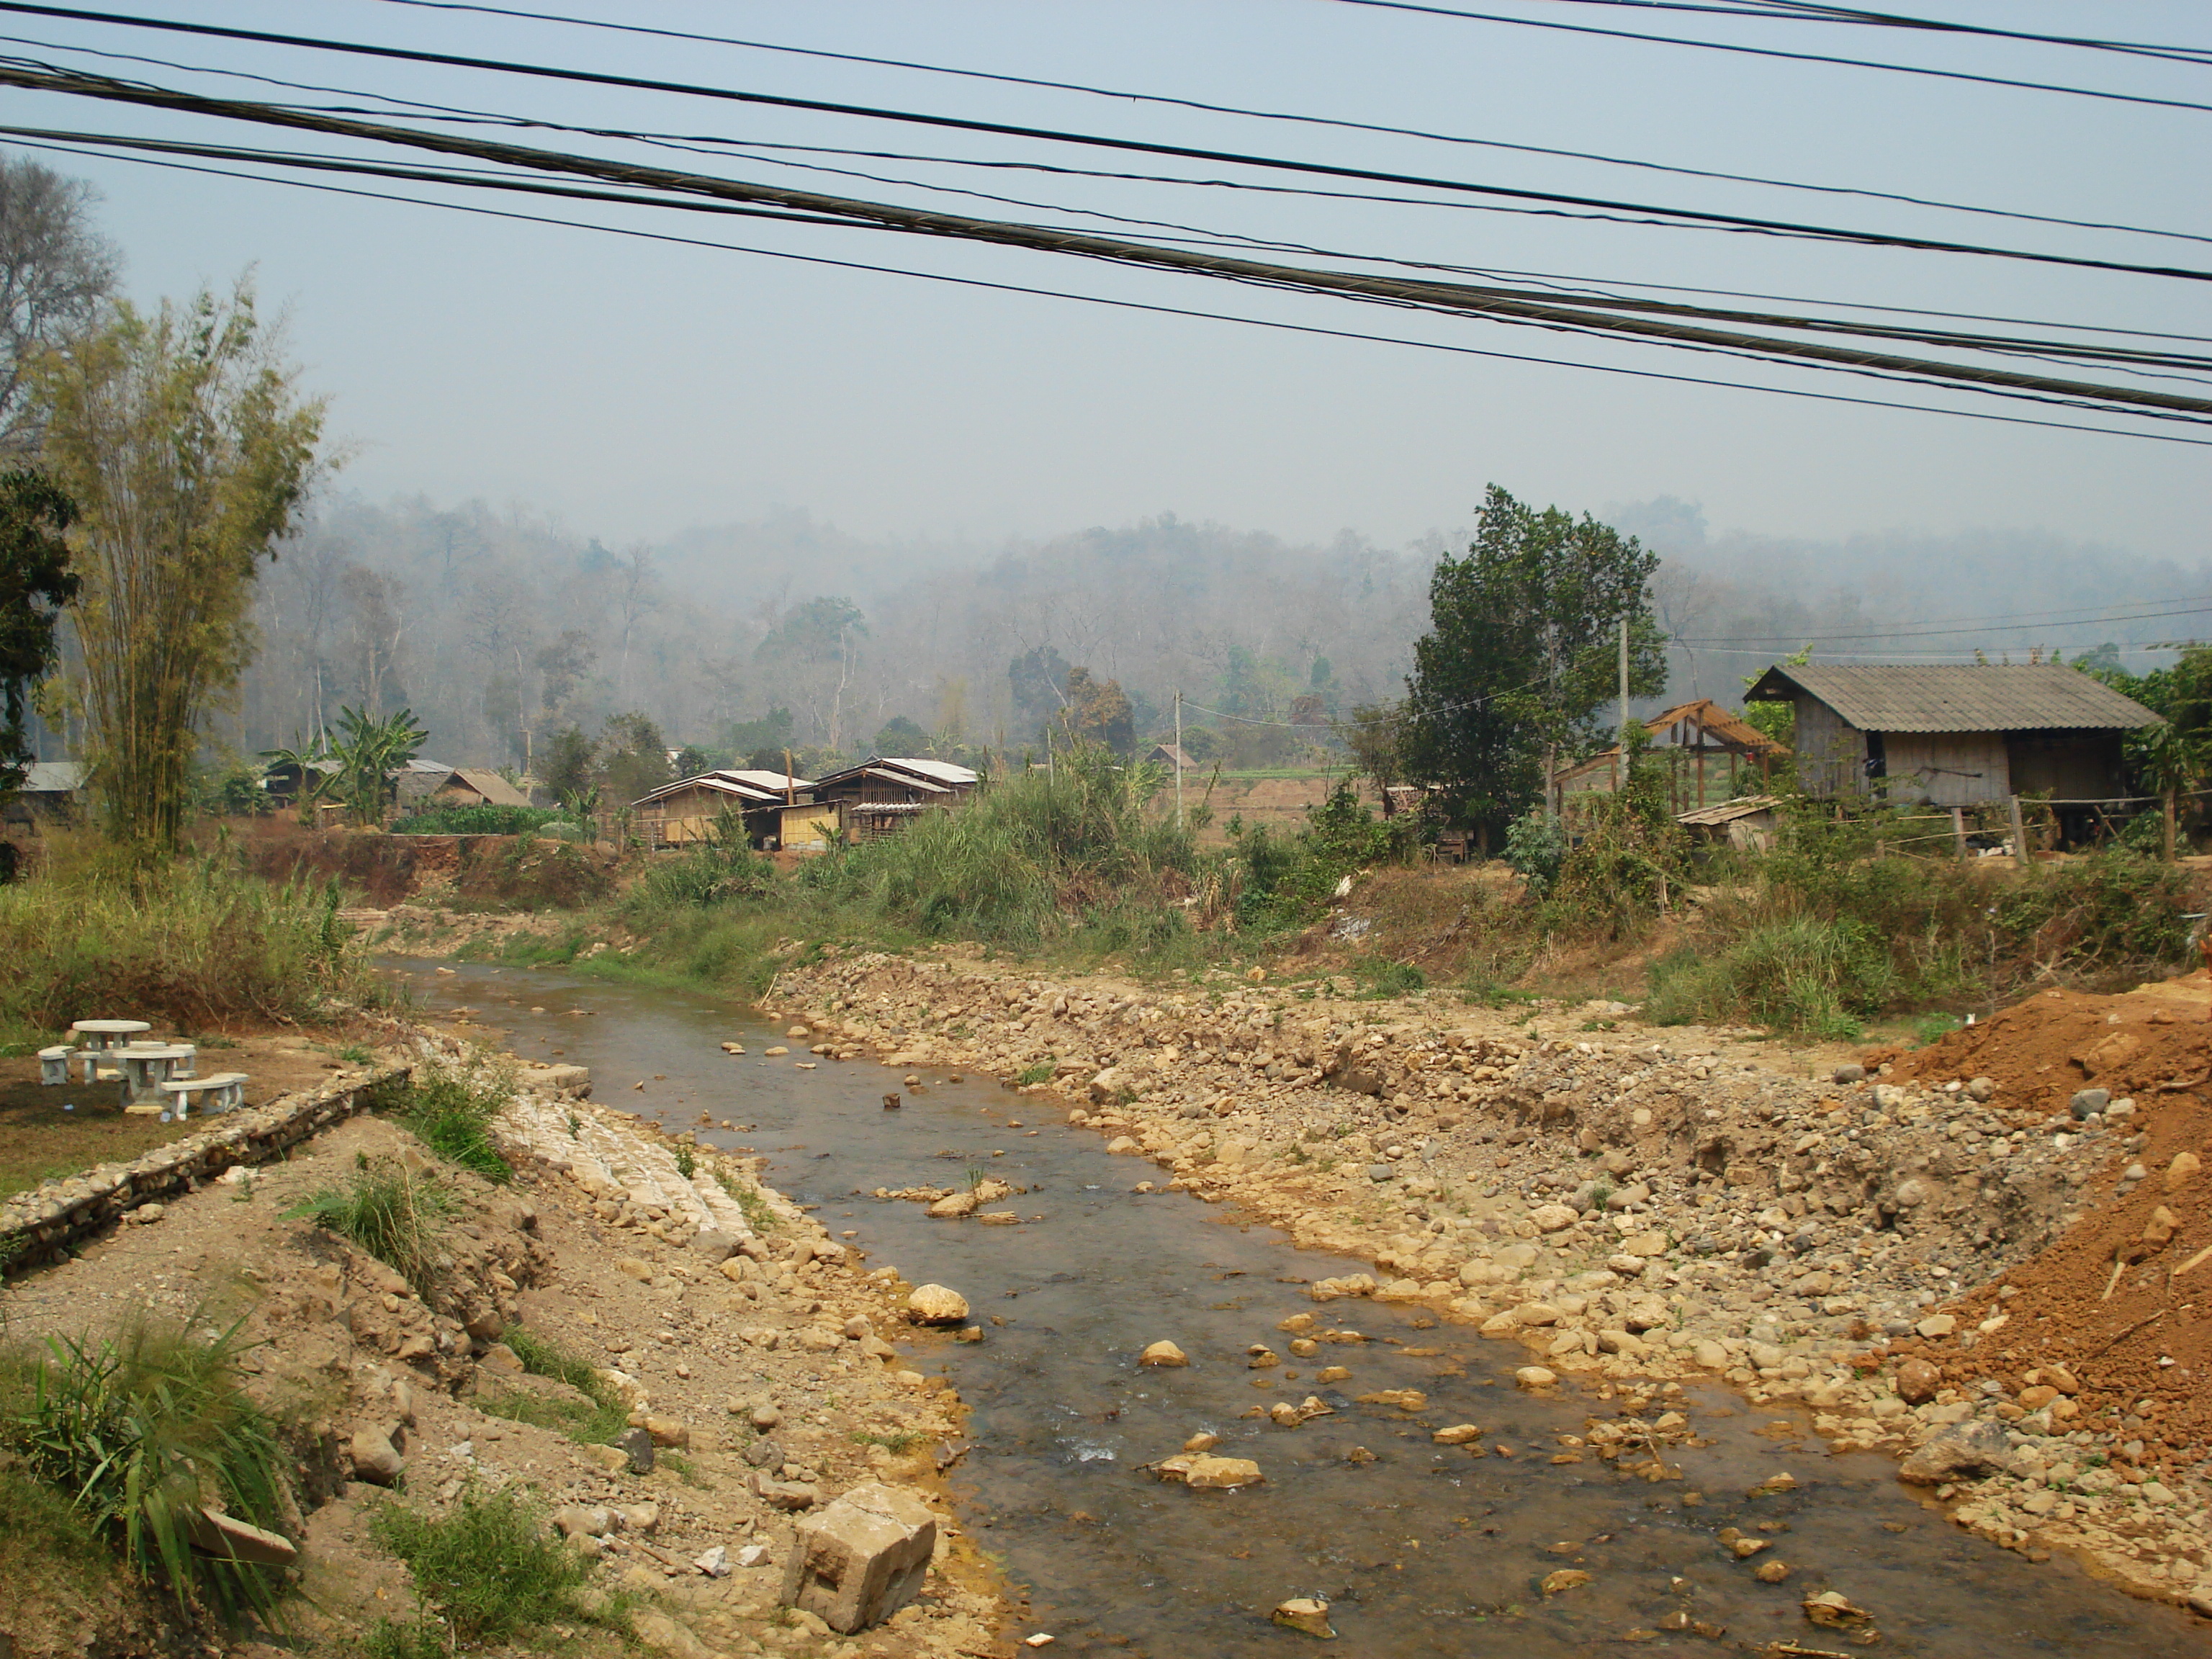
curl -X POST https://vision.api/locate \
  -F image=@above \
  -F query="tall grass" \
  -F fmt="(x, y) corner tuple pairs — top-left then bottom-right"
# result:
(287, 1157), (454, 1292)
(368, 1484), (601, 1647)
(0, 1314), (292, 1620)
(0, 842), (377, 1041)
(390, 804), (574, 836)
(367, 1057), (514, 1183)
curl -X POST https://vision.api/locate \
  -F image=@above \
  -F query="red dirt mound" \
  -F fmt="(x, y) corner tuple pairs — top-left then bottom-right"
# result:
(1870, 976), (2212, 1473)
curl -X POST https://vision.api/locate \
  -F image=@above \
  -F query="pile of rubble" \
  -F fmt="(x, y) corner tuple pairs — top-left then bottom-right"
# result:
(770, 945), (2212, 1614)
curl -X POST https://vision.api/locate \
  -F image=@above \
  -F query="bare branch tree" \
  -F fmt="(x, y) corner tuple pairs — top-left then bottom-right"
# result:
(0, 156), (118, 455)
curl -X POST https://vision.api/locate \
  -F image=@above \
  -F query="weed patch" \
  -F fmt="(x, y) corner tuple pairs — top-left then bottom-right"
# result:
(287, 1157), (453, 1292)
(369, 1483), (605, 1646)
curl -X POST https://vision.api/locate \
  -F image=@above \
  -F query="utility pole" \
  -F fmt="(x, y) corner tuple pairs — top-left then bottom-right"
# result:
(1174, 689), (1184, 830)
(1615, 616), (1629, 792)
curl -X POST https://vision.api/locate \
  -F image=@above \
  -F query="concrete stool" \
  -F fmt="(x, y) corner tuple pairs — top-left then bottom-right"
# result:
(156, 1072), (246, 1119)
(39, 1046), (72, 1085)
(117, 1044), (197, 1107)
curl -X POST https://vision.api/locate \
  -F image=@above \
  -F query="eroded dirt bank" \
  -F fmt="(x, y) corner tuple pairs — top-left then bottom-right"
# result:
(765, 944), (2212, 1617)
(0, 1030), (1008, 1659)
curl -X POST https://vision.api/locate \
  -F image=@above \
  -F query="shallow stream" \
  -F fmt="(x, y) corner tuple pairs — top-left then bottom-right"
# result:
(391, 960), (2211, 1658)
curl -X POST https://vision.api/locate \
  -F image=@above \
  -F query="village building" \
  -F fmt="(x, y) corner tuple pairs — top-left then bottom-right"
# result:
(631, 768), (814, 849)
(1743, 664), (2158, 834)
(1552, 698), (1789, 820)
(809, 757), (980, 842)
(394, 760), (533, 814)
(1, 760), (86, 829)
(1144, 742), (1197, 770)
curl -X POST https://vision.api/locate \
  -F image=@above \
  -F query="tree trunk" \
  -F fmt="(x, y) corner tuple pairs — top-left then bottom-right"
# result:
(2166, 786), (2178, 863)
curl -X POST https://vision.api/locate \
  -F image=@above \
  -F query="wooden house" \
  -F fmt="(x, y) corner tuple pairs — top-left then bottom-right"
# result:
(1554, 698), (1788, 819)
(631, 768), (812, 848)
(810, 757), (979, 842)
(1743, 663), (2157, 813)
(395, 761), (532, 813)
(1677, 795), (1781, 852)
(2, 760), (86, 828)
(1145, 742), (1197, 770)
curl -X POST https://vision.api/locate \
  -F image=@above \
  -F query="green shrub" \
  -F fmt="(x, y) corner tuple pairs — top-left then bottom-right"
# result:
(371, 1059), (513, 1183)
(1358, 958), (1427, 997)
(287, 1158), (453, 1292)
(1646, 914), (1887, 1039)
(391, 804), (575, 836)
(0, 1315), (291, 1619)
(369, 1484), (594, 1645)
(1016, 1061), (1056, 1086)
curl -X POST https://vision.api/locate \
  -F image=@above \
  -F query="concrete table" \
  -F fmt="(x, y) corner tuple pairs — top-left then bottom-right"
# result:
(70, 1020), (151, 1082)
(115, 1043), (197, 1109)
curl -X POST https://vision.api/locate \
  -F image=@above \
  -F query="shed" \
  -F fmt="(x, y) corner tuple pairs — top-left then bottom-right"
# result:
(1554, 698), (1789, 817)
(811, 757), (980, 842)
(1743, 663), (2157, 809)
(395, 761), (531, 812)
(631, 769), (812, 848)
(1677, 795), (1781, 852)
(3, 760), (87, 827)
(1146, 742), (1197, 770)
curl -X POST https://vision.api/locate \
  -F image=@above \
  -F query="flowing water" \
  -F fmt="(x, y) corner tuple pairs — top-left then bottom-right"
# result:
(390, 960), (2211, 1658)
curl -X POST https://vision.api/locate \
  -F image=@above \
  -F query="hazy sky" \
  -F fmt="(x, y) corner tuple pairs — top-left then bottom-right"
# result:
(10, 1), (2206, 554)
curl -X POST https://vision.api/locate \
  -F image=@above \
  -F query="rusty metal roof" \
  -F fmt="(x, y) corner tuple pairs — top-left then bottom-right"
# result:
(1745, 663), (2158, 733)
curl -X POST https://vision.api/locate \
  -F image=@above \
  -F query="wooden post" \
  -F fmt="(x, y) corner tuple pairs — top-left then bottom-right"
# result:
(1615, 616), (1629, 793)
(1951, 806), (1967, 861)
(1174, 689), (1184, 830)
(2008, 794), (2028, 867)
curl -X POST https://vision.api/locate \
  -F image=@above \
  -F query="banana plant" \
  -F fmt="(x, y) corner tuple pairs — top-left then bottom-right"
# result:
(258, 736), (333, 826)
(328, 705), (429, 827)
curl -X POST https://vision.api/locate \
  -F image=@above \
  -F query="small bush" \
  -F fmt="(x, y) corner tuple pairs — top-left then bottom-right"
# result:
(673, 1144), (696, 1179)
(1358, 958), (1427, 997)
(0, 1315), (291, 1619)
(372, 1059), (513, 1183)
(369, 1484), (593, 1645)
(391, 804), (575, 836)
(287, 1158), (453, 1292)
(1016, 1061), (1056, 1086)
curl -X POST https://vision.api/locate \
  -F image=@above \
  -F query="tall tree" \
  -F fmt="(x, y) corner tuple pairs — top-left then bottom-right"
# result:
(37, 281), (325, 851)
(0, 157), (117, 456)
(1405, 485), (1665, 842)
(0, 467), (76, 795)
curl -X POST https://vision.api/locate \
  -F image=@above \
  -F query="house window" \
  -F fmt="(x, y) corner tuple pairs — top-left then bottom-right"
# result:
(1862, 730), (1887, 781)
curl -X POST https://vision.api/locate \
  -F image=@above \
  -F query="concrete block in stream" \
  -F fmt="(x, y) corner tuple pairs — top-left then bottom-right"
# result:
(780, 1481), (937, 1632)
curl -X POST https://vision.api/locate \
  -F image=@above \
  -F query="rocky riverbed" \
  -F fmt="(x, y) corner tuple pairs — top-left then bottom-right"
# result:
(765, 943), (2212, 1618)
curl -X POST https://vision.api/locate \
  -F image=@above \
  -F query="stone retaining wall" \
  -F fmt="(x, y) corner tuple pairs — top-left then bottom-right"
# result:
(0, 1063), (413, 1272)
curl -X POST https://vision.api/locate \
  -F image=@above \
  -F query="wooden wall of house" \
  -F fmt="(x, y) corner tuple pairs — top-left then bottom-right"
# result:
(1881, 732), (2010, 806)
(2006, 732), (2128, 801)
(1793, 695), (1864, 797)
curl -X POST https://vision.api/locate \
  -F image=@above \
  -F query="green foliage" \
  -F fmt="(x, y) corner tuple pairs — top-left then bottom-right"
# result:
(287, 1157), (453, 1292)
(1405, 484), (1664, 838)
(1231, 780), (1413, 930)
(874, 714), (929, 754)
(0, 465), (80, 799)
(673, 1143), (696, 1179)
(1016, 1061), (1056, 1085)
(541, 725), (597, 804)
(1502, 809), (1567, 897)
(0, 1314), (290, 1619)
(1912, 1011), (1964, 1047)
(392, 803), (575, 836)
(1644, 804), (2193, 1033)
(601, 710), (673, 807)
(1548, 730), (1691, 938)
(368, 1484), (595, 1646)
(626, 839), (775, 911)
(0, 853), (376, 1036)
(1357, 958), (1426, 997)
(326, 704), (428, 827)
(43, 281), (325, 854)
(713, 1166), (781, 1233)
(478, 1328), (630, 1446)
(373, 1060), (513, 1183)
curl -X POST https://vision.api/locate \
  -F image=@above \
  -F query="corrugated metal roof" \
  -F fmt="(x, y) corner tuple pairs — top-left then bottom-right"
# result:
(878, 757), (978, 786)
(20, 760), (85, 793)
(1747, 663), (2158, 734)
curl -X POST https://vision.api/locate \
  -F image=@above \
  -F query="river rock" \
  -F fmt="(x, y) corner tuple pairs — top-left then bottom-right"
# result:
(1530, 1204), (1578, 1233)
(1831, 1064), (1865, 1084)
(2168, 1151), (2202, 1193)
(1272, 1598), (1336, 1638)
(927, 1190), (981, 1219)
(1515, 1367), (1557, 1389)
(1914, 1313), (1956, 1339)
(348, 1426), (403, 1486)
(691, 1230), (740, 1264)
(1899, 1419), (2013, 1485)
(1541, 1569), (1591, 1594)
(1140, 1340), (1189, 1367)
(644, 1415), (690, 1448)
(1894, 1356), (1941, 1404)
(1966, 1075), (1995, 1101)
(1432, 1424), (1483, 1444)
(906, 1284), (970, 1324)
(1184, 1455), (1264, 1490)
(781, 1480), (937, 1633)
(2069, 1087), (2109, 1120)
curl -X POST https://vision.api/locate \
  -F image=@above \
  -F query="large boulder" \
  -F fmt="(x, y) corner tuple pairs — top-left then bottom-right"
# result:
(781, 1482), (938, 1632)
(1899, 1419), (2014, 1486)
(905, 1284), (969, 1325)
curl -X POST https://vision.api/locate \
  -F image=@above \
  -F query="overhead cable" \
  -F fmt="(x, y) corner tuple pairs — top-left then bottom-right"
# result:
(6, 64), (2205, 423)
(355, 0), (2210, 248)
(19, 132), (2201, 453)
(1576, 1), (2212, 66)
(1322, 0), (2212, 114)
(0, 6), (2203, 284)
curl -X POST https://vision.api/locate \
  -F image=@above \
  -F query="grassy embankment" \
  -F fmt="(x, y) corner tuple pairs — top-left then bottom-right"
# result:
(455, 748), (2200, 1043)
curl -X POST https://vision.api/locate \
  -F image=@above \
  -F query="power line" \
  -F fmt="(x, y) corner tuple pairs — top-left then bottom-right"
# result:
(1678, 601), (2212, 644)
(19, 131), (2202, 454)
(24, 117), (2194, 385)
(0, 7), (2205, 284)
(1580, 1), (2212, 67)
(355, 0), (2211, 248)
(1323, 0), (2212, 114)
